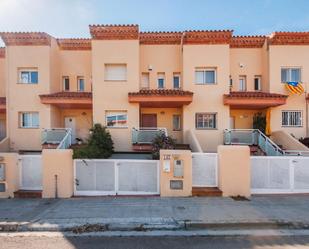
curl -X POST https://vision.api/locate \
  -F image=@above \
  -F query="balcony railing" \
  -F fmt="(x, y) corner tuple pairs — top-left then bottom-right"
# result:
(42, 128), (72, 149)
(224, 129), (284, 156)
(132, 127), (168, 144)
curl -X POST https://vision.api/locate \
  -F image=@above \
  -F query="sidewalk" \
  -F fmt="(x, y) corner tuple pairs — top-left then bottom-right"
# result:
(1, 196), (309, 232)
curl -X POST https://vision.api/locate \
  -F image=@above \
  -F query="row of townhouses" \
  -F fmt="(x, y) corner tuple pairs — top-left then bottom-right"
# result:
(0, 25), (308, 153)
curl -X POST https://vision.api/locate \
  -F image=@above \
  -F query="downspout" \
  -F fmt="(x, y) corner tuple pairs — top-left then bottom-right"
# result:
(180, 32), (186, 143)
(305, 83), (308, 137)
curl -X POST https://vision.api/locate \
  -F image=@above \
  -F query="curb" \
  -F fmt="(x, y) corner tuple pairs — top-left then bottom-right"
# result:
(1, 220), (309, 234)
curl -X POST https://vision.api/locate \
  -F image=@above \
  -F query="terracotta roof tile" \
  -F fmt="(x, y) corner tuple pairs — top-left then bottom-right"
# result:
(128, 89), (193, 96)
(39, 92), (92, 99)
(0, 32), (51, 46)
(0, 97), (6, 105)
(0, 48), (5, 58)
(231, 36), (266, 48)
(140, 32), (182, 45)
(89, 24), (139, 40)
(269, 32), (309, 45)
(57, 38), (91, 50)
(183, 30), (233, 45)
(224, 91), (288, 99)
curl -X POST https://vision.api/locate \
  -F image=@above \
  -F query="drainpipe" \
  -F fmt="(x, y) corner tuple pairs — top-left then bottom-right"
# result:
(180, 32), (186, 53)
(305, 85), (309, 137)
(180, 32), (186, 140)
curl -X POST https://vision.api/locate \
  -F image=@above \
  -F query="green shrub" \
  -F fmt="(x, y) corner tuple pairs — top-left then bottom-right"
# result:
(152, 133), (176, 160)
(73, 124), (114, 159)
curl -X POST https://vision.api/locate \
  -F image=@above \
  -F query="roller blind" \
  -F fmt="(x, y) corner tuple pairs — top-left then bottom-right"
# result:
(104, 64), (127, 81)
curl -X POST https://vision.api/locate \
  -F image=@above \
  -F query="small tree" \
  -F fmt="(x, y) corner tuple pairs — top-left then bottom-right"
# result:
(253, 112), (266, 134)
(152, 133), (176, 160)
(73, 124), (114, 159)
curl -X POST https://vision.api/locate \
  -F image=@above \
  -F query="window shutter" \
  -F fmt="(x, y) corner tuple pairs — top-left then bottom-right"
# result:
(105, 64), (127, 81)
(141, 73), (149, 88)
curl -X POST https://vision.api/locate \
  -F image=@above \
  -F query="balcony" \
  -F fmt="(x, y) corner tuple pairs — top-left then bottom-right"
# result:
(128, 89), (193, 108)
(223, 91), (287, 109)
(42, 128), (72, 149)
(132, 127), (167, 151)
(39, 92), (92, 109)
(0, 97), (6, 113)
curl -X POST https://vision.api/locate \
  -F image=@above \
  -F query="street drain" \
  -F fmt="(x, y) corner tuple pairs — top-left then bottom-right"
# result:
(230, 195), (250, 201)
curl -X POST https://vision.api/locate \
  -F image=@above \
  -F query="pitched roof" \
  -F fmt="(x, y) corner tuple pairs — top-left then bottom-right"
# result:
(224, 91), (288, 99)
(89, 24), (139, 40)
(0, 48), (5, 58)
(128, 89), (193, 96)
(0, 32), (51, 46)
(39, 92), (92, 99)
(269, 32), (309, 45)
(231, 36), (266, 48)
(57, 39), (91, 50)
(140, 32), (182, 45)
(183, 30), (233, 45)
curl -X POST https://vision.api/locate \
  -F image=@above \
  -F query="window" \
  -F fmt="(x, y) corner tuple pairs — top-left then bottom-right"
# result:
(19, 112), (39, 128)
(63, 77), (70, 91)
(77, 77), (85, 92)
(195, 113), (217, 129)
(254, 76), (261, 91)
(106, 111), (128, 128)
(281, 68), (301, 82)
(104, 64), (127, 81)
(282, 111), (302, 127)
(173, 73), (181, 89)
(195, 68), (216, 84)
(19, 69), (38, 84)
(141, 72), (150, 89)
(173, 115), (181, 131)
(157, 73), (165, 89)
(239, 76), (247, 91)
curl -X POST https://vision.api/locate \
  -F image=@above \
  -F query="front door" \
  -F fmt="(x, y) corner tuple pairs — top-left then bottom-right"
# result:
(141, 114), (157, 128)
(64, 117), (76, 143)
(229, 116), (235, 129)
(0, 119), (5, 140)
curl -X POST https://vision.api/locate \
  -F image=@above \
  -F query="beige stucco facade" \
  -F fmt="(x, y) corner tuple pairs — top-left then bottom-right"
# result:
(0, 26), (308, 153)
(218, 145), (251, 197)
(183, 44), (230, 152)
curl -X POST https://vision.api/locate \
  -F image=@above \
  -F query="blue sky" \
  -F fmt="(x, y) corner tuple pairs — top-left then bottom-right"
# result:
(0, 0), (309, 46)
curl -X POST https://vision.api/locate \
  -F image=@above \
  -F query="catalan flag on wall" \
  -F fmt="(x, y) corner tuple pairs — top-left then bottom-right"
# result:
(285, 82), (304, 95)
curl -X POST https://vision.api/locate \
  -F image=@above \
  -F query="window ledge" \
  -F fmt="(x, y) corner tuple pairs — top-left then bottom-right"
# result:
(107, 126), (128, 129)
(195, 128), (218, 130)
(104, 80), (127, 82)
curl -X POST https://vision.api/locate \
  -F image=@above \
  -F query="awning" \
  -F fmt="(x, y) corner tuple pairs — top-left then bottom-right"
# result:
(223, 91), (287, 109)
(0, 97), (6, 113)
(39, 92), (92, 109)
(128, 89), (193, 108)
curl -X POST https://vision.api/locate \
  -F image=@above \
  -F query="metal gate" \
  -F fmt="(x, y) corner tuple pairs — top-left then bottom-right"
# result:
(192, 153), (218, 187)
(19, 155), (42, 190)
(251, 156), (309, 194)
(74, 159), (160, 196)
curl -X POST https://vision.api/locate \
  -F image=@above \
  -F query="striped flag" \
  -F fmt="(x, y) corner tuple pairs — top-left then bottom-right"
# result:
(285, 82), (304, 95)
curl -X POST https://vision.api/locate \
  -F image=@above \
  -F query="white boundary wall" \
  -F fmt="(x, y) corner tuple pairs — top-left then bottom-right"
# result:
(192, 153), (218, 187)
(19, 154), (42, 190)
(251, 156), (309, 194)
(74, 159), (160, 196)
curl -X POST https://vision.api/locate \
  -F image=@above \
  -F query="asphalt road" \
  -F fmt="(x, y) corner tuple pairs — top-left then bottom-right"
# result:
(1, 235), (309, 249)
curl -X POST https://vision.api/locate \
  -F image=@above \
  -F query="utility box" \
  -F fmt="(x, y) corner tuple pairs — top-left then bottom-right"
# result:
(160, 150), (192, 197)
(173, 160), (184, 178)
